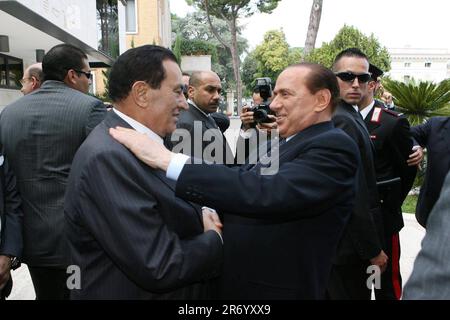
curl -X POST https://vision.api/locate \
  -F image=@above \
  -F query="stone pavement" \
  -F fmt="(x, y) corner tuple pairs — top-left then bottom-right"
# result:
(7, 214), (425, 300)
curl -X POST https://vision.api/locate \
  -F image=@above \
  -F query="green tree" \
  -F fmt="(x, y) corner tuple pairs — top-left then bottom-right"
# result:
(173, 33), (183, 65)
(242, 30), (301, 94)
(305, 25), (391, 71)
(96, 0), (119, 58)
(171, 11), (248, 89)
(382, 78), (450, 126)
(242, 51), (259, 96)
(187, 0), (282, 114)
(254, 29), (290, 82)
(288, 47), (303, 65)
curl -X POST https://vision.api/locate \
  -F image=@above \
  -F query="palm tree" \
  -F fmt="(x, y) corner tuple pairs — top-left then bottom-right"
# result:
(382, 78), (450, 126)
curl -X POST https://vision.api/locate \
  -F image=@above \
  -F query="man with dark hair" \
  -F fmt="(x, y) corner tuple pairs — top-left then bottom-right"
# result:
(109, 62), (360, 299)
(328, 48), (387, 300)
(170, 70), (235, 165)
(358, 64), (417, 300)
(64, 45), (223, 299)
(0, 43), (107, 299)
(20, 63), (43, 95)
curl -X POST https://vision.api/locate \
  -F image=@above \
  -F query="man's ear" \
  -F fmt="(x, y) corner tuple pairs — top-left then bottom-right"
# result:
(187, 86), (195, 100)
(131, 81), (150, 108)
(64, 70), (78, 87)
(31, 76), (40, 90)
(314, 89), (331, 112)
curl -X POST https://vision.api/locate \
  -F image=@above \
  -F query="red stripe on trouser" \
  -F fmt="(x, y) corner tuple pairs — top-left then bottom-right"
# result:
(391, 233), (402, 299)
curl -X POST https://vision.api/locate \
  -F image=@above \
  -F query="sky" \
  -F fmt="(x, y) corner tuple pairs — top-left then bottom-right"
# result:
(169, 0), (450, 51)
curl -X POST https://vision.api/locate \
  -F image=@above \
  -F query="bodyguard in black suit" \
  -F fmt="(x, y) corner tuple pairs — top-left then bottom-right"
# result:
(329, 48), (387, 300)
(359, 68), (417, 299)
(65, 45), (223, 299)
(411, 116), (450, 227)
(0, 44), (107, 299)
(0, 154), (23, 299)
(169, 71), (235, 165)
(110, 63), (360, 299)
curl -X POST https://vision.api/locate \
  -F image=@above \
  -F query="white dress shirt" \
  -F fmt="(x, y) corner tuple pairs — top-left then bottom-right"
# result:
(359, 100), (376, 120)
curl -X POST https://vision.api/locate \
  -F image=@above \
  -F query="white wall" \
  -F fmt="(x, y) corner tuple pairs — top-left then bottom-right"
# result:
(181, 55), (211, 72)
(0, 89), (22, 110)
(16, 0), (98, 48)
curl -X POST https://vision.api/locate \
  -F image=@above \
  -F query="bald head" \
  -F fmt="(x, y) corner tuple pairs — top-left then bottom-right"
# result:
(188, 71), (222, 114)
(21, 63), (44, 95)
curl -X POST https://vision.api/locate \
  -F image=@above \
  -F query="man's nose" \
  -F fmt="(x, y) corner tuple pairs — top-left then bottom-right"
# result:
(179, 96), (189, 110)
(351, 78), (360, 88)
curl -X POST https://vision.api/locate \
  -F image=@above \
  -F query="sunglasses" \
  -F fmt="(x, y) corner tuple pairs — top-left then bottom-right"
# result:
(335, 72), (372, 83)
(73, 69), (92, 80)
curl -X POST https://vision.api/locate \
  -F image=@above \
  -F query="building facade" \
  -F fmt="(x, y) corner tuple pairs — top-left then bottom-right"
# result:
(388, 47), (450, 83)
(0, 0), (113, 109)
(94, 0), (171, 97)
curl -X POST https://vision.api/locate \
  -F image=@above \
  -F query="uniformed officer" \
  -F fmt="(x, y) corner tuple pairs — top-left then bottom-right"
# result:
(358, 64), (417, 300)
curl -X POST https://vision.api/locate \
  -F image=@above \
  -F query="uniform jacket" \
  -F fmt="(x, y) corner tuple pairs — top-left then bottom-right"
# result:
(364, 101), (417, 234)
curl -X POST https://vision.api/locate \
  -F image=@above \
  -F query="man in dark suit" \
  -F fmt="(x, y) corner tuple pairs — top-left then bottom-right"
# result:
(110, 62), (360, 299)
(170, 71), (235, 165)
(0, 154), (23, 300)
(0, 44), (107, 299)
(358, 65), (417, 299)
(403, 170), (450, 299)
(411, 116), (450, 227)
(64, 45), (223, 299)
(328, 48), (387, 300)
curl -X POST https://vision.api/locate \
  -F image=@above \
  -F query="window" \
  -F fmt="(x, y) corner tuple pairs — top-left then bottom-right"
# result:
(125, 0), (137, 33)
(425, 62), (432, 68)
(404, 62), (411, 67)
(0, 53), (23, 89)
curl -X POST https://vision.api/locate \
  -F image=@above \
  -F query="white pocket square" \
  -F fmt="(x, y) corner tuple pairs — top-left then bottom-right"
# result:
(0, 155), (4, 167)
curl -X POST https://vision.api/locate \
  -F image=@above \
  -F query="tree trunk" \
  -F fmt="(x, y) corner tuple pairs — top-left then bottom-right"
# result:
(203, 1), (242, 115)
(302, 0), (323, 60)
(229, 19), (242, 115)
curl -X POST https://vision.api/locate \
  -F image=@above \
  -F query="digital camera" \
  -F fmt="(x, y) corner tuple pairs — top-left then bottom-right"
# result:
(248, 77), (274, 124)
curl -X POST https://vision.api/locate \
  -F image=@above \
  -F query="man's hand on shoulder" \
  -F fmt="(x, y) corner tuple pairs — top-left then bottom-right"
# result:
(109, 127), (174, 171)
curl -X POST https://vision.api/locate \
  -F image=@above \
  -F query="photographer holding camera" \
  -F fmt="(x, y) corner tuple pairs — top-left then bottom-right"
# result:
(238, 78), (278, 161)
(241, 78), (277, 133)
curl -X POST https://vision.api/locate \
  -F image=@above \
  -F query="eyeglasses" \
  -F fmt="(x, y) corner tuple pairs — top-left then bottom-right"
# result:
(73, 69), (92, 80)
(335, 72), (372, 83)
(19, 77), (31, 85)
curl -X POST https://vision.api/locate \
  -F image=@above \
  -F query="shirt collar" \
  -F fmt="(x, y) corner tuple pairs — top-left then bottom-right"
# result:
(360, 100), (376, 120)
(187, 99), (210, 117)
(112, 108), (164, 145)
